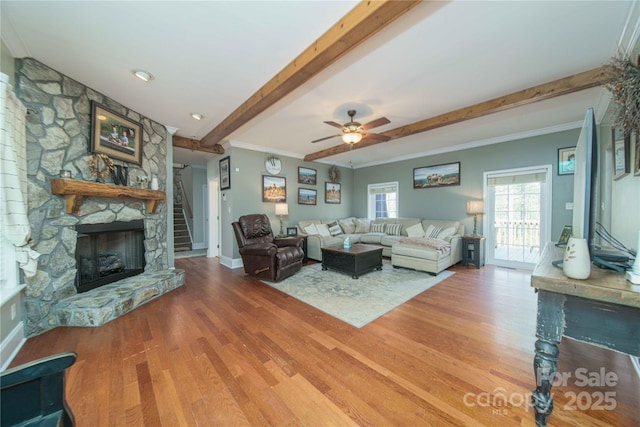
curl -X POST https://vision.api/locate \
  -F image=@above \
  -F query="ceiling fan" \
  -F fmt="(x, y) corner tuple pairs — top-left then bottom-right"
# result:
(311, 110), (391, 144)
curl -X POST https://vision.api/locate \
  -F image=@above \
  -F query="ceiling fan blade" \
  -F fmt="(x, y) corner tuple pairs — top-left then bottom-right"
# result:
(362, 132), (391, 142)
(311, 134), (340, 143)
(362, 117), (390, 130)
(324, 121), (345, 129)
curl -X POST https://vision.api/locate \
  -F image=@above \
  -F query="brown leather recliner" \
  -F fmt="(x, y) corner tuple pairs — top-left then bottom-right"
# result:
(232, 214), (305, 282)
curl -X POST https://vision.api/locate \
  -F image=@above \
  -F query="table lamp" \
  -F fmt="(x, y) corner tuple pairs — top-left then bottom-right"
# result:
(275, 203), (289, 236)
(467, 200), (484, 236)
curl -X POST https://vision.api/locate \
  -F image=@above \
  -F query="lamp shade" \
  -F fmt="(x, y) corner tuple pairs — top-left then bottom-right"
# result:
(467, 200), (484, 215)
(275, 203), (288, 216)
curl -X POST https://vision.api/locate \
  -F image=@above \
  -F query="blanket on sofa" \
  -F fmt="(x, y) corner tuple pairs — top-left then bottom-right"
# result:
(398, 237), (451, 254)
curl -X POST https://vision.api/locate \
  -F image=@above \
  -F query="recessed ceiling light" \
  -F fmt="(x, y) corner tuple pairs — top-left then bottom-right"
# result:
(190, 113), (203, 121)
(133, 70), (154, 82)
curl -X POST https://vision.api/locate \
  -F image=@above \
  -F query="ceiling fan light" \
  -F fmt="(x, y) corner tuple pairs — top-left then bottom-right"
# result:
(342, 131), (362, 144)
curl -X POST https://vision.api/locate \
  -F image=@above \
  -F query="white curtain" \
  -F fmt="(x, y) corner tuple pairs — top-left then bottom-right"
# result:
(0, 73), (40, 277)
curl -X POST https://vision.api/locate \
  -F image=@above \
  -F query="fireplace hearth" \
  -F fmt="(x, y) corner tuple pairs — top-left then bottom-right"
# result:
(76, 220), (146, 293)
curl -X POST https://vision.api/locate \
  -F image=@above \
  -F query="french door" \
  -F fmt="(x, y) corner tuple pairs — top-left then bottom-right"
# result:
(484, 165), (552, 269)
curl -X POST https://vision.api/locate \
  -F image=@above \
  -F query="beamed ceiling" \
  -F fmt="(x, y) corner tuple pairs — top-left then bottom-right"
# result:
(2, 1), (639, 168)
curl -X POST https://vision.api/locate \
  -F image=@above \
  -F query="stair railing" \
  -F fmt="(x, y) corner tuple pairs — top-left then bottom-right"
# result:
(177, 179), (193, 220)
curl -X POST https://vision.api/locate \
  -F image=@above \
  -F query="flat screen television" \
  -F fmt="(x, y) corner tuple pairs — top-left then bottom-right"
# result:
(571, 108), (597, 246)
(572, 108), (627, 270)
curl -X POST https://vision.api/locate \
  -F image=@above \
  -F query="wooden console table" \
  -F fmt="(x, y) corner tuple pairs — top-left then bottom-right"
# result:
(51, 179), (166, 214)
(530, 243), (639, 426)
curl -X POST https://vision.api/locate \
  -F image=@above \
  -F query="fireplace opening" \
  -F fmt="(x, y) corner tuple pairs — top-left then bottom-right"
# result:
(75, 220), (145, 293)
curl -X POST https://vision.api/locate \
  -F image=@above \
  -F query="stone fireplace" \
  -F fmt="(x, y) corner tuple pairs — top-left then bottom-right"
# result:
(17, 58), (183, 336)
(76, 220), (146, 293)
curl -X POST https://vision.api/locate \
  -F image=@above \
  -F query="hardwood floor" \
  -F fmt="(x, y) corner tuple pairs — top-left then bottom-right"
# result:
(11, 258), (639, 426)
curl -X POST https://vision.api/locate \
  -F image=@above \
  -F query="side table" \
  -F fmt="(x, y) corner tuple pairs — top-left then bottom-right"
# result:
(462, 235), (485, 268)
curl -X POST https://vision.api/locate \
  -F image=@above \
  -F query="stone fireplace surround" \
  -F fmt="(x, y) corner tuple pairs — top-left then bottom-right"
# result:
(17, 58), (184, 336)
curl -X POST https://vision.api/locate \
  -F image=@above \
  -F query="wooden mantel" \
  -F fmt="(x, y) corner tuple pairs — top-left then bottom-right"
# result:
(51, 179), (166, 214)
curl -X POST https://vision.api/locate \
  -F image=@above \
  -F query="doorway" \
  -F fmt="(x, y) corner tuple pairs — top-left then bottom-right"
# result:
(484, 165), (552, 269)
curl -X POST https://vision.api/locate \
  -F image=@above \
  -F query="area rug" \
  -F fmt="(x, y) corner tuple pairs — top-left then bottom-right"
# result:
(262, 261), (454, 328)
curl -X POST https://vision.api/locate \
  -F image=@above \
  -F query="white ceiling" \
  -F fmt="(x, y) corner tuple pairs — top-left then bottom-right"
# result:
(2, 1), (638, 168)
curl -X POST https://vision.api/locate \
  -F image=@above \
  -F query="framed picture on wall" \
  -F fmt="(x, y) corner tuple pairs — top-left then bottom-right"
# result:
(219, 156), (230, 190)
(557, 146), (576, 175)
(298, 188), (317, 205)
(325, 182), (341, 204)
(263, 175), (286, 203)
(413, 162), (461, 188)
(612, 128), (630, 180)
(298, 167), (317, 185)
(90, 101), (143, 165)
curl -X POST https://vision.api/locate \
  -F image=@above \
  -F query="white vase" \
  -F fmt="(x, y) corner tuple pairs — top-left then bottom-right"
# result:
(150, 176), (159, 191)
(563, 237), (591, 279)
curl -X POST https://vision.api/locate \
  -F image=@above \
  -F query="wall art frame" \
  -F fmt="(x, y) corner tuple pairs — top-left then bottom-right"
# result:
(298, 188), (317, 205)
(263, 175), (286, 203)
(90, 101), (143, 165)
(413, 161), (461, 189)
(219, 156), (230, 190)
(557, 146), (576, 175)
(325, 182), (341, 204)
(612, 127), (630, 180)
(298, 166), (317, 185)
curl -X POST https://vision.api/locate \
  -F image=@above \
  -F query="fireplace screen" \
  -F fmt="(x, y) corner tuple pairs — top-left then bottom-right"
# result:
(75, 220), (145, 293)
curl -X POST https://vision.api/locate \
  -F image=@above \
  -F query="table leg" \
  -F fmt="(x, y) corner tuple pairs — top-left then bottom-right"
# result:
(532, 338), (559, 426)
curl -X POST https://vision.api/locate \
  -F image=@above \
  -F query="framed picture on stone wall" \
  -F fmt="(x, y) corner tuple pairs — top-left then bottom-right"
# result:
(90, 101), (143, 165)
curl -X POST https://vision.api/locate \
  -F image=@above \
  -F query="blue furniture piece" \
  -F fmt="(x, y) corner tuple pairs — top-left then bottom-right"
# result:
(1, 351), (77, 427)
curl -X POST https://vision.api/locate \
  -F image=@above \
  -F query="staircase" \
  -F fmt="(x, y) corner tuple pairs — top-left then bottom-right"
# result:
(174, 204), (192, 252)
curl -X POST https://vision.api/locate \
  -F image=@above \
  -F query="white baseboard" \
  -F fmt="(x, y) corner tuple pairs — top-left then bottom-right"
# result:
(219, 256), (243, 269)
(192, 242), (206, 250)
(1, 321), (26, 370)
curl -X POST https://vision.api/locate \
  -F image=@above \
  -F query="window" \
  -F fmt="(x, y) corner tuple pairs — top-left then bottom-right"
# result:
(367, 182), (398, 219)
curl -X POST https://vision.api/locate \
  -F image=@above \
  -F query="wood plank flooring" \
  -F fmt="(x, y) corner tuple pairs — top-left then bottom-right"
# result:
(10, 257), (640, 426)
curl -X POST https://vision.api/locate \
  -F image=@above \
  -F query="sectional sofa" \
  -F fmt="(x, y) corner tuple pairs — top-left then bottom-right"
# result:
(297, 217), (464, 275)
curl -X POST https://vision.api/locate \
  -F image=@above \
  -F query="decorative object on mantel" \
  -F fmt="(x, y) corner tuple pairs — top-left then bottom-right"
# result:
(59, 169), (72, 179)
(150, 175), (159, 191)
(110, 164), (129, 186)
(87, 153), (113, 183)
(50, 178), (165, 214)
(328, 165), (341, 183)
(605, 55), (640, 137)
(136, 175), (148, 189)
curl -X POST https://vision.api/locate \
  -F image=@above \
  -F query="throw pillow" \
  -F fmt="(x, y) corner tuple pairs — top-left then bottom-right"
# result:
(354, 218), (371, 233)
(315, 223), (331, 237)
(425, 225), (442, 238)
(405, 223), (425, 238)
(385, 223), (402, 236)
(339, 219), (355, 234)
(437, 227), (456, 240)
(370, 223), (386, 233)
(327, 220), (343, 236)
(304, 224), (319, 235)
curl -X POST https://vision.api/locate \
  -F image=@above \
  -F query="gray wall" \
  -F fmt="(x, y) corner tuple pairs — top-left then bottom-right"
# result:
(209, 147), (353, 260)
(1, 39), (15, 85)
(354, 129), (579, 239)
(190, 166), (208, 248)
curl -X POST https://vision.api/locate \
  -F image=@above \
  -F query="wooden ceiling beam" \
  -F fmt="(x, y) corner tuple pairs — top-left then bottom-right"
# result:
(200, 0), (422, 147)
(303, 66), (615, 162)
(173, 136), (224, 154)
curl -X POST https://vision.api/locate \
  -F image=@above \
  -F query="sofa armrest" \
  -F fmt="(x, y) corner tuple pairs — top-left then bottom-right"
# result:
(449, 235), (463, 264)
